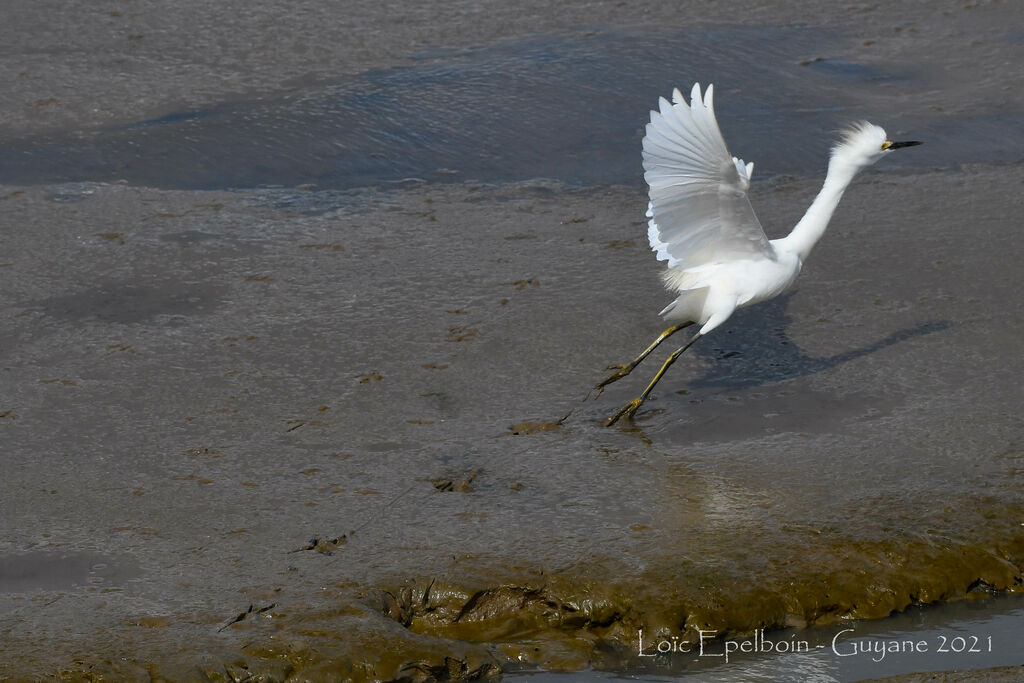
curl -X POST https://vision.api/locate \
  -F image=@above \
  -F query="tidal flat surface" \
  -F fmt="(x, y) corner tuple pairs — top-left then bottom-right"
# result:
(508, 594), (1024, 682)
(0, 0), (1022, 680)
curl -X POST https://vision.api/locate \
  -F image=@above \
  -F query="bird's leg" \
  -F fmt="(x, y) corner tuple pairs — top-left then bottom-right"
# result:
(592, 322), (693, 397)
(604, 332), (702, 426)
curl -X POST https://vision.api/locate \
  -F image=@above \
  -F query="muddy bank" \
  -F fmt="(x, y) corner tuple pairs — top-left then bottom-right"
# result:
(46, 524), (1024, 681)
(2, 164), (1023, 679)
(2, 0), (1024, 680)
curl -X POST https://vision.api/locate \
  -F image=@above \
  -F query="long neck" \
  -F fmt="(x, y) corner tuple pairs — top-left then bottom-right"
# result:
(776, 157), (862, 262)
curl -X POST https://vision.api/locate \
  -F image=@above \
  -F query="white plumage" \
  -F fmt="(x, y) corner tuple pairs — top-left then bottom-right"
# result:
(598, 83), (921, 425)
(644, 84), (770, 273)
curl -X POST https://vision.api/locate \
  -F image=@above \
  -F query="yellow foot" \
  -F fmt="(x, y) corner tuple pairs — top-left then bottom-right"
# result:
(604, 397), (644, 427)
(594, 363), (635, 393)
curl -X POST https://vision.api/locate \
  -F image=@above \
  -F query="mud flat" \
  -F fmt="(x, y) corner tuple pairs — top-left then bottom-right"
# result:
(1, 0), (1023, 680)
(2, 166), (1022, 680)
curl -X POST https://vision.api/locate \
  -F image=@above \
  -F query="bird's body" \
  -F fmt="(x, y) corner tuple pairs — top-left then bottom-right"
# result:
(656, 245), (801, 331)
(598, 84), (920, 425)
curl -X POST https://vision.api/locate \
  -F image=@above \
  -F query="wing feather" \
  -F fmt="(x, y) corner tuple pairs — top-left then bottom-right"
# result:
(643, 83), (772, 271)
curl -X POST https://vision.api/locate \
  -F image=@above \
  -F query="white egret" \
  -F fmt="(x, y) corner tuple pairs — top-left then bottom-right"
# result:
(598, 83), (920, 426)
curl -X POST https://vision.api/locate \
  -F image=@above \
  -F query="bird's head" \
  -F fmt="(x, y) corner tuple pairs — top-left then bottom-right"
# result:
(831, 122), (921, 168)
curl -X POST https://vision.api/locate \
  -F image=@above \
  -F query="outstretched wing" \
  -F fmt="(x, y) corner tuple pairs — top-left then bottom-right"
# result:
(644, 83), (772, 271)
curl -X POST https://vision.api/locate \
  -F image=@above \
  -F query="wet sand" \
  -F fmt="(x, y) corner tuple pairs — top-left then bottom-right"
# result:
(1, 1), (1023, 680)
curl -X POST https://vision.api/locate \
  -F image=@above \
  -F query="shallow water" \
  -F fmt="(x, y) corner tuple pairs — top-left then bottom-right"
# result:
(0, 26), (1017, 191)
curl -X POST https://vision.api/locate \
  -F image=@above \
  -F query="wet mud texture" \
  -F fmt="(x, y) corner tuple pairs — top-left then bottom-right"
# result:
(2, 0), (1024, 680)
(2, 166), (1023, 679)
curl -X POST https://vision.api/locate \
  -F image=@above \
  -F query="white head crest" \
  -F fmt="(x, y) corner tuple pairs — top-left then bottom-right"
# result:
(831, 122), (889, 166)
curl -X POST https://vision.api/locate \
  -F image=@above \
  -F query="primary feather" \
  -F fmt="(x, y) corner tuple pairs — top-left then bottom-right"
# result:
(643, 83), (773, 271)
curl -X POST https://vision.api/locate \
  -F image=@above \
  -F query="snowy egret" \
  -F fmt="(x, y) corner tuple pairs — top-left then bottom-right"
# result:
(598, 83), (920, 426)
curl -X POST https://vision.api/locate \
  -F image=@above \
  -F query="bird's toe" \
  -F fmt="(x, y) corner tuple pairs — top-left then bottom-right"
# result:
(597, 364), (634, 390)
(604, 398), (643, 427)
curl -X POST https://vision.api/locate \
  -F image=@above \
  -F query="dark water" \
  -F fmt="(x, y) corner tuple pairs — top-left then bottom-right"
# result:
(1, 27), (1014, 191)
